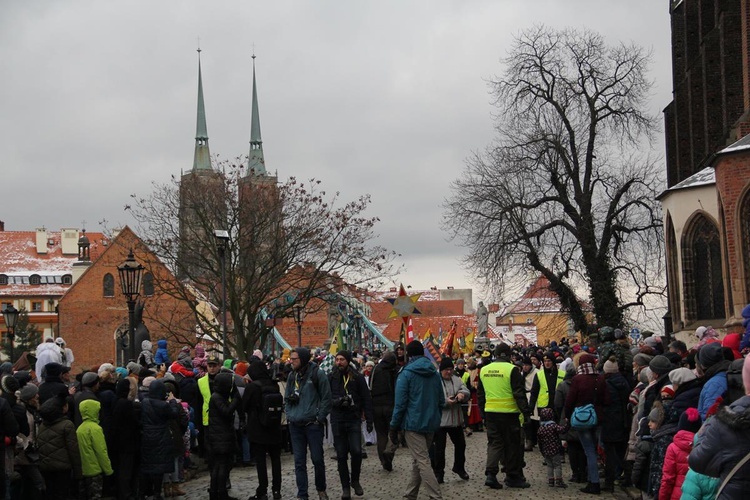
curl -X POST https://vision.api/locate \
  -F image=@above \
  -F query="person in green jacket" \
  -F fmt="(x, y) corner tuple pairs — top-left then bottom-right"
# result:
(76, 399), (113, 499)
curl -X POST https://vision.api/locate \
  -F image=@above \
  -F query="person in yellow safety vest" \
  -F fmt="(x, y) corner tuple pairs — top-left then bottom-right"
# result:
(529, 352), (566, 413)
(477, 343), (531, 490)
(196, 354), (222, 456)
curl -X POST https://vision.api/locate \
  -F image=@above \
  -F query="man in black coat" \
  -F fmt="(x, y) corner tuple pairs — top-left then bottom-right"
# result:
(329, 351), (373, 499)
(368, 350), (399, 471)
(243, 360), (283, 500)
(38, 363), (70, 405)
(208, 372), (241, 500)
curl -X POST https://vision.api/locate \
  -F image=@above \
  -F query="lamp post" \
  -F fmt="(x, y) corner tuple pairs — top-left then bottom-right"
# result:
(293, 304), (305, 348)
(3, 304), (19, 363)
(118, 249), (144, 362)
(353, 312), (363, 352)
(214, 230), (230, 358)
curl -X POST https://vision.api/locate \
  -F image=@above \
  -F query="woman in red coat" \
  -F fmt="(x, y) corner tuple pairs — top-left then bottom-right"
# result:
(660, 407), (701, 500)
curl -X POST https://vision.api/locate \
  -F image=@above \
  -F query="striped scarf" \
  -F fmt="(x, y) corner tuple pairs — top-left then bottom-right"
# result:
(576, 362), (596, 375)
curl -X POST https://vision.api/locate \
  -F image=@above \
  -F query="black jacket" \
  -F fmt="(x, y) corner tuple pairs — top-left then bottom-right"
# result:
(140, 380), (183, 474)
(242, 361), (281, 445)
(329, 367), (373, 425)
(601, 372), (630, 443)
(369, 353), (398, 409)
(111, 379), (141, 455)
(208, 372), (241, 456)
(38, 376), (68, 405)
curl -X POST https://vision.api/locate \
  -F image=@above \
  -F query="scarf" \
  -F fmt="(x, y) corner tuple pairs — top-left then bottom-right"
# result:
(576, 362), (596, 375)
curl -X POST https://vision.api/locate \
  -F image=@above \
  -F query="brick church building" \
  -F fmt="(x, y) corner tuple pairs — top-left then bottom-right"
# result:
(659, 0), (750, 341)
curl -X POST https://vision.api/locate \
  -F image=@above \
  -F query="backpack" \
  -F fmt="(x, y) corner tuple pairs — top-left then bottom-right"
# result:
(254, 381), (283, 427)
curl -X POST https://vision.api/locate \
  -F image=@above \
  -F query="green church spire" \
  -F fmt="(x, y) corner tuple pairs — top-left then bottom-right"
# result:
(246, 54), (266, 176)
(192, 48), (212, 171)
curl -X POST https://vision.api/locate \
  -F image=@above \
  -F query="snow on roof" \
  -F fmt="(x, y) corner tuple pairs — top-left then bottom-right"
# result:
(370, 288), (442, 302)
(719, 133), (750, 155)
(657, 166), (715, 199)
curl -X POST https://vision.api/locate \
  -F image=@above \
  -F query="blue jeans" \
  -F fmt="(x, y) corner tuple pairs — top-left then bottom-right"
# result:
(331, 419), (363, 488)
(578, 428), (600, 484)
(289, 421), (327, 498)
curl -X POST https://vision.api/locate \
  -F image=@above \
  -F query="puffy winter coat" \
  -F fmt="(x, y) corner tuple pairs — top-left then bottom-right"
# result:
(659, 429), (692, 500)
(689, 394), (750, 499)
(602, 372), (630, 443)
(242, 361), (282, 445)
(631, 434), (653, 493)
(208, 372), (241, 456)
(370, 352), (398, 409)
(140, 380), (182, 474)
(666, 377), (702, 424)
(154, 339), (170, 365)
(390, 355), (445, 434)
(698, 361), (730, 420)
(649, 421), (677, 498)
(681, 434), (720, 500)
(76, 399), (113, 477)
(111, 379), (141, 455)
(37, 398), (80, 476)
(138, 340), (155, 368)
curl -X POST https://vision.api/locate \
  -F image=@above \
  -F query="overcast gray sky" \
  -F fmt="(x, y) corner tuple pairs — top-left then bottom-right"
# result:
(1, 1), (671, 300)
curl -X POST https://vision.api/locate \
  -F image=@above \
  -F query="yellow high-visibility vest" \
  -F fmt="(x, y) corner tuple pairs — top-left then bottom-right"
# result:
(198, 375), (211, 426)
(536, 369), (565, 408)
(479, 362), (519, 413)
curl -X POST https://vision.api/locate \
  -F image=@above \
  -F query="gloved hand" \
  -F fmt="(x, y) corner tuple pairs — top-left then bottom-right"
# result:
(366, 422), (374, 434)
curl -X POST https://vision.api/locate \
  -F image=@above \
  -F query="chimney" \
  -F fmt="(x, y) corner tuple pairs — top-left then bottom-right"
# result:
(35, 228), (48, 254)
(0, 220), (4, 231)
(60, 228), (79, 255)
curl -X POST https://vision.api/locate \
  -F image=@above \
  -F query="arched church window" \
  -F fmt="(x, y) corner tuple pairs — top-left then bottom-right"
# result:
(681, 214), (725, 322)
(143, 272), (154, 297)
(103, 273), (115, 297)
(666, 215), (682, 329)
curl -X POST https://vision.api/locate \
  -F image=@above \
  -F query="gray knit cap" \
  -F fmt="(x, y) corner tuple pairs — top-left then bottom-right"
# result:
(649, 355), (672, 376)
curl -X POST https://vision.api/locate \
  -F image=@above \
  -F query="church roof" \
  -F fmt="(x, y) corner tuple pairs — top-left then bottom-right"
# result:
(504, 275), (591, 315)
(656, 166), (715, 200)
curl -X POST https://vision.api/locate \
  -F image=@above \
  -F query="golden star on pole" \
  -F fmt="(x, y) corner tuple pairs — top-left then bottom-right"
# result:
(386, 284), (422, 325)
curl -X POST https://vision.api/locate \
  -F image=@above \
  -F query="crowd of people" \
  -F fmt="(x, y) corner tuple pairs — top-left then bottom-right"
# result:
(1, 310), (750, 500)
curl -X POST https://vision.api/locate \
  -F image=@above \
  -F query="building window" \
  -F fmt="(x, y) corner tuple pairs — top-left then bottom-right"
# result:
(31, 301), (42, 312)
(682, 213), (725, 322)
(1, 303), (12, 312)
(103, 273), (115, 297)
(30, 274), (41, 285)
(62, 275), (72, 285)
(143, 272), (155, 297)
(665, 215), (682, 329)
(0, 275), (6, 285)
(741, 190), (750, 304)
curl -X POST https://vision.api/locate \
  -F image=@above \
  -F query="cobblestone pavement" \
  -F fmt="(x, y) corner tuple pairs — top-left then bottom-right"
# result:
(180, 430), (637, 500)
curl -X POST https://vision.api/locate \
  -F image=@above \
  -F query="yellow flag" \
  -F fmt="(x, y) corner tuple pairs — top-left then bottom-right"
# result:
(422, 328), (432, 341)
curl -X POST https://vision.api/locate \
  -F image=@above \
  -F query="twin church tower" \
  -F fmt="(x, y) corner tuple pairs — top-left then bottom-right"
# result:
(178, 50), (279, 281)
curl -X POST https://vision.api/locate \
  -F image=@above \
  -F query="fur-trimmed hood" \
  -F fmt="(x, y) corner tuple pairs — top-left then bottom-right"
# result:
(716, 394), (750, 430)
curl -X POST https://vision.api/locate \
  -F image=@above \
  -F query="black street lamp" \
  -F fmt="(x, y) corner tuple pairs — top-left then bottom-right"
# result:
(353, 312), (363, 352)
(214, 230), (230, 358)
(293, 304), (305, 348)
(118, 249), (144, 362)
(3, 304), (19, 363)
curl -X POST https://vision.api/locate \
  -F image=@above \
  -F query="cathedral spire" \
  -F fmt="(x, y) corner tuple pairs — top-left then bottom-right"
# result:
(192, 48), (212, 171)
(246, 53), (266, 176)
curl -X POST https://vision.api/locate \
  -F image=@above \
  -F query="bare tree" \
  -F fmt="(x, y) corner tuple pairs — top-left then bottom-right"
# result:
(445, 26), (665, 332)
(126, 159), (399, 359)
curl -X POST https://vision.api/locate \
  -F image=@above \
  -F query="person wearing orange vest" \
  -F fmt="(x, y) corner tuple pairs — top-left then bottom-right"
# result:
(478, 343), (530, 489)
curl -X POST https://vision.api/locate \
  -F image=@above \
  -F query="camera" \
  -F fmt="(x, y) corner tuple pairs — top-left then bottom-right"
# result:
(287, 390), (301, 405)
(334, 394), (353, 408)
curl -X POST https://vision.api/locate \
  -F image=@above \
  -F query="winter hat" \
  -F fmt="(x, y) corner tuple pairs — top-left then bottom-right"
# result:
(97, 363), (115, 377)
(664, 351), (682, 367)
(571, 344), (582, 354)
(522, 356), (533, 366)
(252, 349), (263, 360)
(633, 353), (653, 368)
(19, 383), (38, 402)
(614, 328), (625, 340)
(455, 358), (466, 366)
(743, 355), (750, 396)
(234, 361), (248, 377)
(439, 357), (454, 371)
(177, 346), (191, 361)
(539, 407), (555, 422)
(695, 326), (708, 340)
(678, 407), (702, 433)
(295, 347), (312, 365)
(336, 350), (352, 364)
(115, 367), (128, 380)
(81, 372), (98, 387)
(127, 362), (141, 374)
(579, 353), (597, 367)
(660, 384), (675, 401)
(406, 340), (424, 358)
(698, 343), (724, 369)
(141, 340), (152, 351)
(1, 375), (19, 395)
(669, 367), (697, 387)
(649, 355), (672, 376)
(142, 376), (156, 388)
(639, 367), (652, 385)
(644, 336), (659, 350)
(44, 362), (66, 378)
(13, 371), (31, 387)
(648, 406), (663, 424)
(55, 337), (66, 346)
(603, 358), (619, 374)
(195, 345), (205, 357)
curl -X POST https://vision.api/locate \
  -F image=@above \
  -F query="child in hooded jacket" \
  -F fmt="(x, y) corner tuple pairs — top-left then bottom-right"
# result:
(138, 340), (156, 368)
(537, 407), (569, 488)
(76, 399), (113, 500)
(154, 338), (170, 365)
(659, 407), (701, 500)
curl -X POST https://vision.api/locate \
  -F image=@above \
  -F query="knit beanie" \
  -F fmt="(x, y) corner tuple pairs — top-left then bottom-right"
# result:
(669, 367), (697, 387)
(336, 350), (352, 364)
(439, 357), (454, 371)
(127, 361), (141, 374)
(295, 347), (312, 365)
(579, 353), (597, 367)
(177, 346), (191, 361)
(698, 343), (723, 369)
(522, 356), (532, 366)
(648, 406), (663, 424)
(649, 355), (672, 376)
(406, 340), (424, 358)
(252, 349), (264, 360)
(678, 407), (702, 433)
(695, 326), (707, 340)
(195, 345), (205, 357)
(19, 383), (38, 402)
(1, 375), (19, 395)
(97, 363), (115, 377)
(142, 376), (156, 388)
(603, 358), (619, 374)
(633, 353), (653, 368)
(81, 372), (99, 387)
(660, 384), (675, 401)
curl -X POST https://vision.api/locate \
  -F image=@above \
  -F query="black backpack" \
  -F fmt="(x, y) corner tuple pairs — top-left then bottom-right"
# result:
(254, 381), (283, 427)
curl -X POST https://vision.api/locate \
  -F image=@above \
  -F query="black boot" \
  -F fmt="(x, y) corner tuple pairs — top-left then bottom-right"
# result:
(580, 482), (600, 494)
(484, 474), (503, 489)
